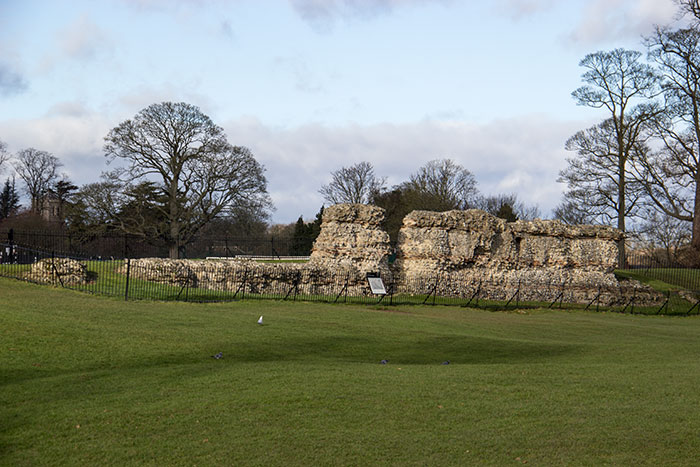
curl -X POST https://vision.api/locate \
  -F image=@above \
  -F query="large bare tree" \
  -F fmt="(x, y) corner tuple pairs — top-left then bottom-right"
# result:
(566, 48), (660, 266)
(13, 148), (62, 214)
(319, 161), (386, 205)
(636, 26), (700, 249)
(402, 158), (479, 211)
(104, 101), (272, 258)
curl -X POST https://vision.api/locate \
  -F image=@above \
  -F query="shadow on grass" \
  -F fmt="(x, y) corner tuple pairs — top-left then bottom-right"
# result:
(1, 334), (579, 389)
(225, 334), (580, 365)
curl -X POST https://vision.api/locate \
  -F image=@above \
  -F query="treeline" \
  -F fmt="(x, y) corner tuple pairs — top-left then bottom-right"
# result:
(316, 159), (539, 243)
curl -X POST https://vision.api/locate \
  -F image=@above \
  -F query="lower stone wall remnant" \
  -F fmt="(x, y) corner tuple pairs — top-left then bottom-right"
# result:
(123, 258), (377, 297)
(27, 258), (88, 286)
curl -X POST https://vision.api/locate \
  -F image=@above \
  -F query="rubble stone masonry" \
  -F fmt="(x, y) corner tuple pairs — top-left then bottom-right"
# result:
(122, 204), (661, 305)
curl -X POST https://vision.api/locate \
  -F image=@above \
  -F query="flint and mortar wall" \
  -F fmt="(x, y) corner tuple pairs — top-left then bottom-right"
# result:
(125, 204), (392, 297)
(123, 203), (661, 305)
(393, 209), (656, 305)
(309, 203), (393, 281)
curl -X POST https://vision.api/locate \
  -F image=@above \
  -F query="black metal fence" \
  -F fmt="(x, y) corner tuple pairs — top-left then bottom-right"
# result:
(0, 229), (300, 260)
(2, 240), (700, 316)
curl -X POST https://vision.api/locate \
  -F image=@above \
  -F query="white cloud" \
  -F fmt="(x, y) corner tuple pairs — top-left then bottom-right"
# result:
(0, 109), (111, 186)
(59, 15), (112, 61)
(223, 115), (584, 223)
(117, 84), (219, 116)
(0, 108), (587, 225)
(38, 15), (113, 72)
(288, 0), (451, 32)
(493, 0), (557, 20)
(569, 0), (678, 45)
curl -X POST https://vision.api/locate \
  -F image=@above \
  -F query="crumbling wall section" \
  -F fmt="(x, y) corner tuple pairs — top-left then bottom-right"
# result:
(393, 209), (659, 305)
(309, 203), (393, 281)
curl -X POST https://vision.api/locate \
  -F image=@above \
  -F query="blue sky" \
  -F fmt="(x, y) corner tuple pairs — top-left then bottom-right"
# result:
(0, 0), (683, 223)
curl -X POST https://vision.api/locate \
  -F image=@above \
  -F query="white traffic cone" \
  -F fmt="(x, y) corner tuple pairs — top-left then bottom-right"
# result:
(257, 315), (263, 325)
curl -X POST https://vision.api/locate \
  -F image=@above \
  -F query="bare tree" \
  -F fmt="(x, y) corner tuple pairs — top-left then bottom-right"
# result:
(476, 193), (540, 222)
(0, 140), (9, 173)
(319, 161), (385, 204)
(553, 198), (597, 225)
(13, 148), (62, 214)
(560, 119), (648, 227)
(567, 48), (660, 266)
(402, 158), (479, 211)
(636, 208), (692, 265)
(104, 101), (272, 258)
(677, 0), (700, 21)
(635, 26), (700, 249)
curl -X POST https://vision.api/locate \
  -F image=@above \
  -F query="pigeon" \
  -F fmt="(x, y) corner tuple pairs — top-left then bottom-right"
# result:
(212, 352), (223, 359)
(441, 360), (450, 365)
(257, 316), (263, 325)
(380, 359), (389, 364)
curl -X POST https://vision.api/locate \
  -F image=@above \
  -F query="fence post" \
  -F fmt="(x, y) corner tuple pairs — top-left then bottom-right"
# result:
(8, 228), (15, 263)
(50, 251), (65, 288)
(125, 258), (131, 301)
(432, 275), (440, 305)
(656, 290), (669, 315)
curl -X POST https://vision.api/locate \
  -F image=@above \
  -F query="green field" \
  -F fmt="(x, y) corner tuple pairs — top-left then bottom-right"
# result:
(3, 277), (700, 465)
(617, 267), (700, 292)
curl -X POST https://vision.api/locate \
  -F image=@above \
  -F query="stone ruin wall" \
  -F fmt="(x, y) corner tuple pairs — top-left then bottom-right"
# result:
(123, 204), (392, 297)
(394, 209), (658, 305)
(308, 203), (393, 282)
(121, 203), (661, 305)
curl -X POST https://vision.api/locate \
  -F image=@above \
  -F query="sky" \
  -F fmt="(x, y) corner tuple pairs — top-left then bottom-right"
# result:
(0, 0), (685, 223)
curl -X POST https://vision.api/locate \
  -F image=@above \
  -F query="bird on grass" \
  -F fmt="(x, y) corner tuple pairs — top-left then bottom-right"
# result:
(212, 352), (223, 359)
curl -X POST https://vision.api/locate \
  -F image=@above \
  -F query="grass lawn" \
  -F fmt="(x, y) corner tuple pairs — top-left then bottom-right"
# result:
(617, 267), (700, 292)
(3, 277), (700, 465)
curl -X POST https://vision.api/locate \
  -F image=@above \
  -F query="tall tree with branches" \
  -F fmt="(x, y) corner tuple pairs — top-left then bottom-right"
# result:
(319, 161), (385, 205)
(104, 101), (272, 258)
(402, 158), (479, 211)
(13, 148), (62, 214)
(635, 26), (700, 249)
(560, 118), (648, 227)
(564, 48), (660, 266)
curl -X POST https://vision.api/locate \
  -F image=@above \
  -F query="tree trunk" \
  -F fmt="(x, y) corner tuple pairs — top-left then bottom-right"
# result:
(169, 181), (180, 259)
(693, 173), (700, 251)
(617, 158), (627, 268)
(169, 218), (180, 259)
(169, 243), (179, 259)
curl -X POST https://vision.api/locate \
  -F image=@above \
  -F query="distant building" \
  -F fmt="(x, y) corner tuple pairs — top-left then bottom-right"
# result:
(39, 194), (63, 223)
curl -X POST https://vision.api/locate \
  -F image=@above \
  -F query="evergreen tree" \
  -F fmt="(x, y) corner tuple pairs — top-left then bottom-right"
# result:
(290, 206), (324, 255)
(0, 177), (20, 220)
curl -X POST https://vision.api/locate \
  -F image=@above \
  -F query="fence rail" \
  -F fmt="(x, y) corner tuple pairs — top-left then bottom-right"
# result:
(0, 229), (306, 260)
(1, 241), (699, 316)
